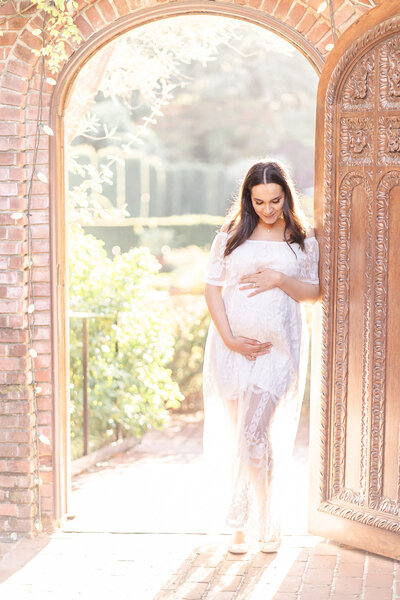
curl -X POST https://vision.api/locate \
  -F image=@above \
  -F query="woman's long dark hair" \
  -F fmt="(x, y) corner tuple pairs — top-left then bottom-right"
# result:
(223, 160), (311, 257)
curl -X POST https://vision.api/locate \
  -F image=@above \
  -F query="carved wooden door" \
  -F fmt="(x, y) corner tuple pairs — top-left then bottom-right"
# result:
(308, 1), (400, 560)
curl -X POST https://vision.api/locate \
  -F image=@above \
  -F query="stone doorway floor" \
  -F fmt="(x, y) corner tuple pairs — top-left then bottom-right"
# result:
(0, 406), (399, 599)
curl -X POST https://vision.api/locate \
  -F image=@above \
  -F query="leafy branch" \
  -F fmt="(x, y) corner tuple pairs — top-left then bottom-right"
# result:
(0, 0), (81, 73)
(31, 0), (81, 73)
(67, 18), (243, 224)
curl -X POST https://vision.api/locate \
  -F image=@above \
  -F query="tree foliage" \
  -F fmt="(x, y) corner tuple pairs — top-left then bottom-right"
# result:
(168, 294), (210, 411)
(70, 17), (318, 195)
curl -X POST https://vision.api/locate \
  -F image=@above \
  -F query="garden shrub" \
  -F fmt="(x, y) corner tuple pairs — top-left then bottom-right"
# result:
(168, 294), (210, 412)
(69, 225), (183, 459)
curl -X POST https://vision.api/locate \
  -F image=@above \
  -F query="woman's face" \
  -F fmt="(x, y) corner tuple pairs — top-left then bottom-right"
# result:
(250, 182), (285, 227)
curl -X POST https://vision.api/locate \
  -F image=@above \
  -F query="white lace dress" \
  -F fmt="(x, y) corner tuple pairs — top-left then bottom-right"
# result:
(202, 231), (320, 541)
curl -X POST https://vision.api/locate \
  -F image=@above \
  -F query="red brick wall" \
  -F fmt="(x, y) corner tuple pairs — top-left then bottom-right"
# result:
(0, 0), (375, 539)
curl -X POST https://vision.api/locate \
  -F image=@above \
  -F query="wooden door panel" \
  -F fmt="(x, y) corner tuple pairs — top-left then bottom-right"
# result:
(330, 177), (372, 507)
(309, 0), (400, 559)
(344, 182), (369, 499)
(384, 185), (400, 504)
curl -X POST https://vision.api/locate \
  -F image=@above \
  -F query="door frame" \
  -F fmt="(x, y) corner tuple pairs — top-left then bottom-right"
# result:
(49, 0), (327, 525)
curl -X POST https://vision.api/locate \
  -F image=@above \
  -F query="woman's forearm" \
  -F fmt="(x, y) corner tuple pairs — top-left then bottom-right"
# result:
(276, 272), (320, 304)
(204, 283), (235, 345)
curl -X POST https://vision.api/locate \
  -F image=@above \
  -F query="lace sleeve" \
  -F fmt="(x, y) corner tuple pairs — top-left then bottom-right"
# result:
(204, 231), (228, 286)
(298, 236), (320, 284)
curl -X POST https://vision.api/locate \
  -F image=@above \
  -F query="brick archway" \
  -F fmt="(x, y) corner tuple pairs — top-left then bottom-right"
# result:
(0, 0), (382, 538)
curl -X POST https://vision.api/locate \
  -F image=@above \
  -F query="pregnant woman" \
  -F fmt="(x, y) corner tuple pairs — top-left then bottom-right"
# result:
(202, 159), (320, 554)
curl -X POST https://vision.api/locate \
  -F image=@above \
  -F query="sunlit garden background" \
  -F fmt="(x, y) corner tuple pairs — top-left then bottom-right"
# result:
(66, 16), (318, 459)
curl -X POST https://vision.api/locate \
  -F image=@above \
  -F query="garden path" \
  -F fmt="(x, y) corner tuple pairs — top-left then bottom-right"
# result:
(0, 407), (399, 599)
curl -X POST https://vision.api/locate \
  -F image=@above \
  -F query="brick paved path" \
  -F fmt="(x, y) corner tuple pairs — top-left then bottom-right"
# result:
(0, 407), (399, 599)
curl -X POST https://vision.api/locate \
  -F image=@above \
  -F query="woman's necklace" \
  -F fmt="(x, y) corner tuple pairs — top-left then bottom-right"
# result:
(259, 213), (284, 233)
(261, 224), (273, 232)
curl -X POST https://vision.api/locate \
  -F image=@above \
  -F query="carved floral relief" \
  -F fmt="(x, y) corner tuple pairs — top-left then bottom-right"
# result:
(380, 36), (400, 108)
(341, 53), (375, 111)
(340, 117), (373, 166)
(378, 116), (400, 164)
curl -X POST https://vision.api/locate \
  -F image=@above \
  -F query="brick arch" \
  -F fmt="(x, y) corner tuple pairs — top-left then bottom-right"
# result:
(0, 0), (382, 538)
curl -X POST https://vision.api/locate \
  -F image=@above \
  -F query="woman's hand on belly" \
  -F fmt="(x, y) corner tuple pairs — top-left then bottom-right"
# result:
(225, 335), (273, 361)
(239, 267), (282, 296)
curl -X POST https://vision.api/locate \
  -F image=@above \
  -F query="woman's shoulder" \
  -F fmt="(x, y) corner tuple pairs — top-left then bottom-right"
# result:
(304, 226), (317, 240)
(304, 226), (318, 242)
(209, 223), (231, 251)
(298, 226), (318, 253)
(214, 221), (234, 242)
(220, 220), (231, 234)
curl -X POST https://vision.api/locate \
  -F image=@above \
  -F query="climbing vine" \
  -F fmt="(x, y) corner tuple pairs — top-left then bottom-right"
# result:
(31, 0), (81, 72)
(0, 0), (82, 73)
(0, 0), (82, 535)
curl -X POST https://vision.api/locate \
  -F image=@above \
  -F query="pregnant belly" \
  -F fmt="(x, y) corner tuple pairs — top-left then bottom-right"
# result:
(224, 286), (289, 344)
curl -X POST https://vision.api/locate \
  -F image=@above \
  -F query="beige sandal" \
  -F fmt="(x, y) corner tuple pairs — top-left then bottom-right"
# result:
(228, 542), (249, 554)
(259, 538), (281, 553)
(228, 531), (248, 554)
